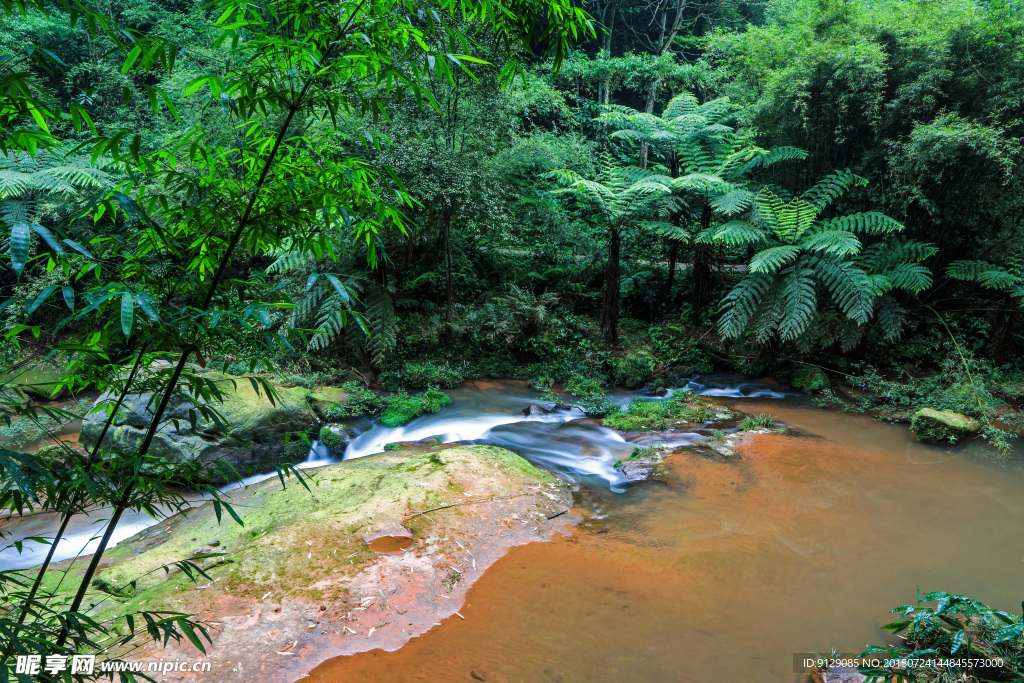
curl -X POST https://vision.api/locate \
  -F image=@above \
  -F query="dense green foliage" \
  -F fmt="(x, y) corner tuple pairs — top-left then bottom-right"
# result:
(2, 0), (1024, 673)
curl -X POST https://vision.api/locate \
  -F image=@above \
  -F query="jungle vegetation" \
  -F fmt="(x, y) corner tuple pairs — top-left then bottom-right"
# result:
(1, 0), (1024, 676)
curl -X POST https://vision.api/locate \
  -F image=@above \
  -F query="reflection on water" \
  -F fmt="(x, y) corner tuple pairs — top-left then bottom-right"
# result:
(305, 400), (1024, 683)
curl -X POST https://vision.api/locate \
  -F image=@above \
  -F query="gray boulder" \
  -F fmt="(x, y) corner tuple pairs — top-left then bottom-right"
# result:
(79, 372), (319, 482)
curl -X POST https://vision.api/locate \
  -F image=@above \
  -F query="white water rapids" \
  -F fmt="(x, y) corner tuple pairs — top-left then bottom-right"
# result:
(0, 373), (796, 571)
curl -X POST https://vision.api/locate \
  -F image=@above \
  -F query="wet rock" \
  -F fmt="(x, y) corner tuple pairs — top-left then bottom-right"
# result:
(0, 384), (30, 408)
(616, 446), (665, 481)
(78, 370), (319, 483)
(651, 387), (668, 397)
(522, 404), (552, 416)
(0, 360), (71, 400)
(319, 423), (356, 451)
(910, 407), (981, 444)
(812, 667), (866, 683)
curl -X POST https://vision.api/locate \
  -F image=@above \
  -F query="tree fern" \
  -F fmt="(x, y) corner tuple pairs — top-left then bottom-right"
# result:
(714, 172), (931, 345)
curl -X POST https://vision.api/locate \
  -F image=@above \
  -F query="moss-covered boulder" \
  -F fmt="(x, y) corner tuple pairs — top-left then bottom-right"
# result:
(78, 371), (318, 482)
(910, 408), (982, 444)
(789, 366), (830, 393)
(603, 394), (715, 432)
(318, 423), (356, 451)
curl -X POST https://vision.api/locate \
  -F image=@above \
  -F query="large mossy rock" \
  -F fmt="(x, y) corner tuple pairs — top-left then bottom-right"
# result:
(789, 366), (830, 393)
(910, 407), (982, 444)
(78, 371), (318, 482)
(63, 445), (571, 679)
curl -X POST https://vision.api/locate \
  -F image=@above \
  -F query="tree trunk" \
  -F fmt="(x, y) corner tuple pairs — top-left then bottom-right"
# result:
(991, 295), (1018, 363)
(663, 240), (678, 304)
(661, 153), (681, 309)
(691, 203), (714, 322)
(601, 227), (622, 344)
(442, 206), (454, 322)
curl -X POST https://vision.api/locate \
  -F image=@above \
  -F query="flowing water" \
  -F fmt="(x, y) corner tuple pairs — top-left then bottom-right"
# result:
(0, 375), (787, 571)
(4, 375), (1024, 683)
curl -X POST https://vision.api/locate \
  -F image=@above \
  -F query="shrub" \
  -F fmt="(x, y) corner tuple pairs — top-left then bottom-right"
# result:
(612, 353), (656, 389)
(858, 591), (1024, 681)
(378, 361), (467, 391)
(789, 366), (830, 393)
(564, 375), (604, 398)
(322, 381), (385, 420)
(578, 395), (617, 417)
(603, 395), (712, 432)
(380, 387), (452, 427)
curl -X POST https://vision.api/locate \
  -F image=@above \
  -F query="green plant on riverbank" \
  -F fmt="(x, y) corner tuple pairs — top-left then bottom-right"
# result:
(322, 381), (386, 420)
(604, 395), (712, 432)
(835, 354), (1021, 454)
(739, 414), (774, 430)
(858, 591), (1024, 681)
(378, 361), (469, 391)
(380, 387), (452, 427)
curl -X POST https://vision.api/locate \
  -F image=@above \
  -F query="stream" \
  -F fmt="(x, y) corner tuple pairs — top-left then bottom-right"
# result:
(3, 375), (1023, 683)
(0, 375), (788, 572)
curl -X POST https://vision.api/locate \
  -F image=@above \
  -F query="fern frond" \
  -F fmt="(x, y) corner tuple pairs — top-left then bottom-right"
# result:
(946, 260), (1021, 290)
(710, 189), (754, 215)
(800, 229), (861, 257)
(699, 220), (770, 247)
(878, 262), (933, 293)
(800, 169), (866, 210)
(825, 212), (903, 235)
(817, 258), (875, 324)
(777, 267), (817, 341)
(364, 285), (396, 367)
(662, 92), (699, 119)
(718, 273), (773, 339)
(736, 146), (808, 176)
(748, 245), (801, 273)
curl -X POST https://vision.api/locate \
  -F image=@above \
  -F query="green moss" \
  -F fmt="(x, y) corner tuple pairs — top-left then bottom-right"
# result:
(319, 424), (354, 450)
(603, 395), (712, 432)
(910, 407), (982, 444)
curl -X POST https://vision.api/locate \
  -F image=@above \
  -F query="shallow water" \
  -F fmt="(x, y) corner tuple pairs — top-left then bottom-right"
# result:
(304, 399), (1024, 682)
